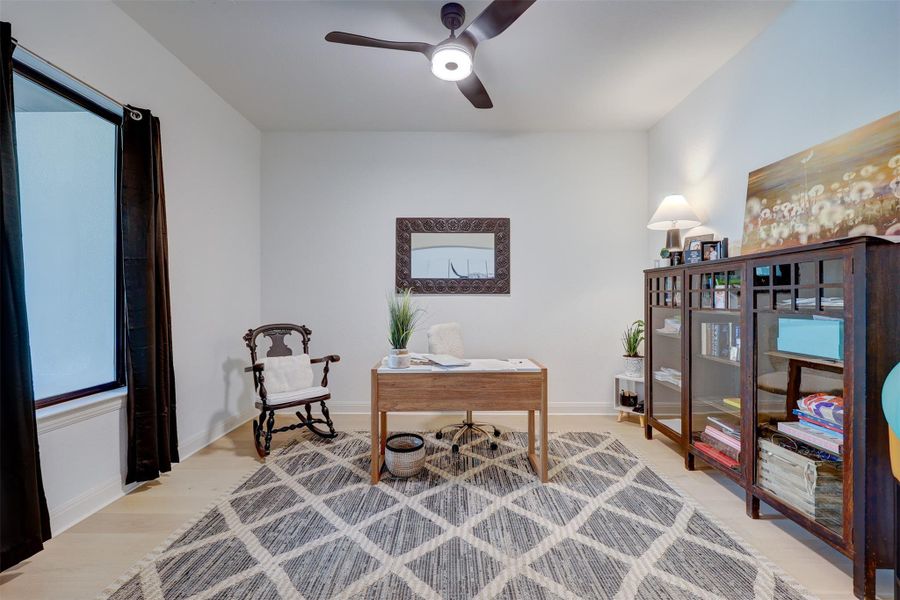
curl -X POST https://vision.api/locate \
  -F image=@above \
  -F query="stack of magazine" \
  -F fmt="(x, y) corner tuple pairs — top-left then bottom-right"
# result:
(652, 367), (681, 389)
(694, 414), (741, 470)
(776, 393), (844, 455)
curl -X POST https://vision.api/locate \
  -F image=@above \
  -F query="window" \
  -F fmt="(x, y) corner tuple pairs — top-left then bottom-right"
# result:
(13, 54), (124, 407)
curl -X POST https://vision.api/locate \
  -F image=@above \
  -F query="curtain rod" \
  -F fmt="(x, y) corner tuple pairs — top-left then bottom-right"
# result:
(11, 37), (142, 121)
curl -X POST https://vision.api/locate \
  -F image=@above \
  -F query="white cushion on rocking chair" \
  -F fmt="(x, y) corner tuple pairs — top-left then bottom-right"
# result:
(259, 354), (314, 393)
(256, 386), (329, 410)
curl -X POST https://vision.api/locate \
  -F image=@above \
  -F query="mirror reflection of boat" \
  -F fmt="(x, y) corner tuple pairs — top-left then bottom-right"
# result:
(410, 243), (495, 279)
(450, 260), (491, 279)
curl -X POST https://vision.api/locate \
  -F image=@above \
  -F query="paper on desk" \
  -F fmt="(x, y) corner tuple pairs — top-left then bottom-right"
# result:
(380, 357), (540, 372)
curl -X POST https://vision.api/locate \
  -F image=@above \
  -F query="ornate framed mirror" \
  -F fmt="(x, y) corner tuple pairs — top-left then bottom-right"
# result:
(395, 217), (510, 294)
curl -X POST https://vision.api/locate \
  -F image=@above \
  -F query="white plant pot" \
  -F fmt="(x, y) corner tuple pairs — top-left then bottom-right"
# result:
(388, 348), (411, 369)
(623, 356), (644, 378)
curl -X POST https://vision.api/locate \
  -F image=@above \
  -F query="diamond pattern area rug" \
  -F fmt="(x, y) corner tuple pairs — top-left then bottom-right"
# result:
(100, 431), (815, 600)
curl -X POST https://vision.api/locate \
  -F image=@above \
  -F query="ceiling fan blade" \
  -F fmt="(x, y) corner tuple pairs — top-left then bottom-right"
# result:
(457, 73), (493, 109)
(325, 32), (434, 57)
(459, 0), (535, 46)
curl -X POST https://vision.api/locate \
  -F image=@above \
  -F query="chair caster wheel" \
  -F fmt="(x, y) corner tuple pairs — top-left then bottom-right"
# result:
(490, 442), (498, 451)
(493, 429), (501, 437)
(435, 431), (443, 440)
(451, 444), (460, 454)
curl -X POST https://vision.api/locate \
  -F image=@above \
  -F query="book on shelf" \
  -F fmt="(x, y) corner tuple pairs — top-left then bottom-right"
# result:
(777, 421), (843, 455)
(723, 397), (741, 409)
(699, 432), (740, 461)
(793, 409), (843, 434)
(694, 441), (740, 469)
(664, 317), (681, 332)
(779, 296), (844, 309)
(653, 367), (682, 387)
(703, 424), (741, 450)
(699, 322), (740, 360)
(707, 415), (741, 438)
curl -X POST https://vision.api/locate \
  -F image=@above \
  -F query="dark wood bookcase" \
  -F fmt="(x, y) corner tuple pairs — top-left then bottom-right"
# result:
(643, 236), (899, 599)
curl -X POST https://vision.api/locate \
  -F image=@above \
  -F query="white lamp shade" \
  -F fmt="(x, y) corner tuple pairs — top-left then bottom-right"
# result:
(647, 195), (701, 230)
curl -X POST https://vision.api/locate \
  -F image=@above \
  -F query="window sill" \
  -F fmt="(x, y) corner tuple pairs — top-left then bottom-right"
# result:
(36, 387), (127, 435)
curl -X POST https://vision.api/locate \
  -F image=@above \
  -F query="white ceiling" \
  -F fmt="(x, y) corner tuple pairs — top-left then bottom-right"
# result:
(117, 0), (787, 132)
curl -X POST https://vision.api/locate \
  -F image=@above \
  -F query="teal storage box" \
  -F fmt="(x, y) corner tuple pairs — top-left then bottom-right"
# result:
(777, 317), (844, 360)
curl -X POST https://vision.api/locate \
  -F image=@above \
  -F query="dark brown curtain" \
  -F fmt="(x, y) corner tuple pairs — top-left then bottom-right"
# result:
(0, 21), (52, 570)
(121, 108), (178, 483)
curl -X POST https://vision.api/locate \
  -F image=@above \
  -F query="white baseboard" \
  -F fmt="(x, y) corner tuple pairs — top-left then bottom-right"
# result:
(49, 477), (140, 535)
(178, 408), (258, 460)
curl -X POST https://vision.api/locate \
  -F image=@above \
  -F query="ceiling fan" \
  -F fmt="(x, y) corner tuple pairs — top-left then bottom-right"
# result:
(325, 1), (535, 109)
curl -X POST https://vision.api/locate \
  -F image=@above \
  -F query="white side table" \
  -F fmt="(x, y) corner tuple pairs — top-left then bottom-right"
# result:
(614, 373), (645, 426)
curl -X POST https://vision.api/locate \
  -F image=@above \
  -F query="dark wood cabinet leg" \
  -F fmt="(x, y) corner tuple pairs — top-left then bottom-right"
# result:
(685, 452), (695, 471)
(852, 555), (877, 600)
(644, 423), (653, 440)
(746, 492), (760, 519)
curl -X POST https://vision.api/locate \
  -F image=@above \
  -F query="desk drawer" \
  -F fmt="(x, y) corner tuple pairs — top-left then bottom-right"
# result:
(376, 372), (544, 411)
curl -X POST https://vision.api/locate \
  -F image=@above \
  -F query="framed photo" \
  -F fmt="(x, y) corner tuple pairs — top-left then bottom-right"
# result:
(684, 239), (703, 264)
(702, 241), (720, 261)
(682, 233), (713, 253)
(717, 237), (729, 259)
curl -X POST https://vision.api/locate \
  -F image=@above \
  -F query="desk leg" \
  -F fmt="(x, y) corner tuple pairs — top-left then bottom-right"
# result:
(380, 412), (387, 454)
(371, 371), (380, 484)
(370, 415), (380, 484)
(527, 410), (542, 479)
(540, 370), (549, 482)
(540, 410), (549, 483)
(528, 410), (535, 456)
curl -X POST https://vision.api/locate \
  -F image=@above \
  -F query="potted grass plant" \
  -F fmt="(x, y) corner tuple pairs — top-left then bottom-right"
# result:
(387, 288), (423, 369)
(622, 319), (645, 377)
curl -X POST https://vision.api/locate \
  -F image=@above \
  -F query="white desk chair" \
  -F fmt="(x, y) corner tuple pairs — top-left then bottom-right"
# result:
(428, 323), (502, 453)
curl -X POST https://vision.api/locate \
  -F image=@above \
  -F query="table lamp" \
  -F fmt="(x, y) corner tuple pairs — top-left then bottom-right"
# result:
(647, 194), (702, 250)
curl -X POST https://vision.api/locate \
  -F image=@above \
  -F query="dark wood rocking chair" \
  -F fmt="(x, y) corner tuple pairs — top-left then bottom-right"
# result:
(243, 323), (339, 457)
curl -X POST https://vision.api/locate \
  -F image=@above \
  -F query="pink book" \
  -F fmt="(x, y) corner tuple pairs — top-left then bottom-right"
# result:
(703, 425), (741, 450)
(777, 421), (842, 454)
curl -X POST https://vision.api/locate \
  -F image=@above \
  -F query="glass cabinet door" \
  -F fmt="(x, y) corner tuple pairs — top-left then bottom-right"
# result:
(752, 257), (846, 536)
(648, 272), (683, 438)
(688, 268), (742, 475)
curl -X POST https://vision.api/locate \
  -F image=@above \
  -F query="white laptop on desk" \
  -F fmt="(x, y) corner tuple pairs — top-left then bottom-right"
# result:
(419, 353), (470, 367)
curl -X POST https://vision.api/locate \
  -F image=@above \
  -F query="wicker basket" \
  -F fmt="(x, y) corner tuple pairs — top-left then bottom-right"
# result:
(384, 433), (426, 478)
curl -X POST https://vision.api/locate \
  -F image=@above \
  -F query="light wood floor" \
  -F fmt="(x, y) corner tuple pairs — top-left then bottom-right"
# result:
(0, 413), (888, 600)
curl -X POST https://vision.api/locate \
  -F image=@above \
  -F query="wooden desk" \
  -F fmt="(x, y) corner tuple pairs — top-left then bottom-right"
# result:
(370, 359), (548, 484)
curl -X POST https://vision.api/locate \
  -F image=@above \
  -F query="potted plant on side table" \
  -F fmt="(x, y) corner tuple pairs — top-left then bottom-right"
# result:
(622, 319), (645, 378)
(387, 288), (422, 369)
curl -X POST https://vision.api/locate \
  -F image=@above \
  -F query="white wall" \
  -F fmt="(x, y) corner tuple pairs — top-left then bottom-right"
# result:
(2, 1), (262, 532)
(647, 0), (900, 258)
(261, 132), (648, 414)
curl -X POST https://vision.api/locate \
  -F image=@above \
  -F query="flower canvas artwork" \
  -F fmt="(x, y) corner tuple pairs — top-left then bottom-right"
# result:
(742, 111), (900, 254)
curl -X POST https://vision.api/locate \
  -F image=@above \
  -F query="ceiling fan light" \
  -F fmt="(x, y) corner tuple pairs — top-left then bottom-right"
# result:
(430, 45), (472, 82)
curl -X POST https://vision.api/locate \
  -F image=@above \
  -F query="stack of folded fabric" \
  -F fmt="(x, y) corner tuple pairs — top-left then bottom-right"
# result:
(777, 393), (844, 455)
